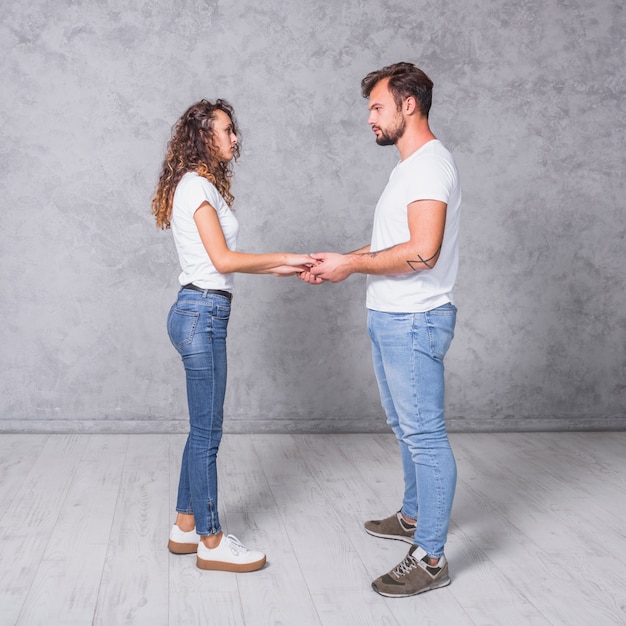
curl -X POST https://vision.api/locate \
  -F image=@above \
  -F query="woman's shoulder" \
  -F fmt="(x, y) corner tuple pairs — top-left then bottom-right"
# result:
(173, 172), (232, 221)
(178, 171), (216, 191)
(176, 172), (222, 202)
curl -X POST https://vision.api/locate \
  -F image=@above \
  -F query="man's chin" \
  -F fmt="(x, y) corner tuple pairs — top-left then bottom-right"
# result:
(376, 136), (395, 146)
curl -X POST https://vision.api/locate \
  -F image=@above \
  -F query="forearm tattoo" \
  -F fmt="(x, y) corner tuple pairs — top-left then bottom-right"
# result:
(365, 245), (442, 272)
(406, 246), (441, 271)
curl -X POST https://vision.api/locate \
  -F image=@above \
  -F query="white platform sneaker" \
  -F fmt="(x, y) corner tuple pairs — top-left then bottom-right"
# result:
(196, 534), (266, 572)
(167, 524), (200, 554)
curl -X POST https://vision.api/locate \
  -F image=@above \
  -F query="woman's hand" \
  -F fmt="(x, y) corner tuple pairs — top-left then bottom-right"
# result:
(270, 254), (320, 278)
(285, 254), (316, 267)
(270, 265), (308, 277)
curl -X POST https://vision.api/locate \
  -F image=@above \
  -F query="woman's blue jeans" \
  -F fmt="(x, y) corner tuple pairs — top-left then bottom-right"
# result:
(368, 303), (457, 558)
(167, 288), (231, 537)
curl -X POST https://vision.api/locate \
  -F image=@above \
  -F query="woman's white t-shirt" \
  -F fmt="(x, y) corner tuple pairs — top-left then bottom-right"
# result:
(170, 172), (239, 291)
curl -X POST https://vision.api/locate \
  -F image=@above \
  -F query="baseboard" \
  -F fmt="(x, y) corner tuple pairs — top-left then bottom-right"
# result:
(0, 416), (624, 434)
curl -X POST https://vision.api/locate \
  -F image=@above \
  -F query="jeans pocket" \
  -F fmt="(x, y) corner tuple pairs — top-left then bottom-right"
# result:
(426, 307), (456, 360)
(167, 307), (200, 351)
(215, 304), (231, 320)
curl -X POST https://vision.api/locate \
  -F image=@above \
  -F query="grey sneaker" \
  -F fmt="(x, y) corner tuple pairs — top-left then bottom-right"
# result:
(364, 511), (415, 544)
(371, 545), (451, 597)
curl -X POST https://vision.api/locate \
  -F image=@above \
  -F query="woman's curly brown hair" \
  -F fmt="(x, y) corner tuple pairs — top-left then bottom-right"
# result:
(151, 99), (241, 229)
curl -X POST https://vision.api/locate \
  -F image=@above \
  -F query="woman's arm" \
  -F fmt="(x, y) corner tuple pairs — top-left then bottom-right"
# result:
(194, 201), (312, 273)
(258, 265), (307, 276)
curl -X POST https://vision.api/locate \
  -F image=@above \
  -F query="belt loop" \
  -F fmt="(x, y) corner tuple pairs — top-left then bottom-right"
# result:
(202, 288), (209, 298)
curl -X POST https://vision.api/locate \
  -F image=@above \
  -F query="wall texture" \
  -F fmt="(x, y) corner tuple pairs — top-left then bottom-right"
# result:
(1, 0), (624, 433)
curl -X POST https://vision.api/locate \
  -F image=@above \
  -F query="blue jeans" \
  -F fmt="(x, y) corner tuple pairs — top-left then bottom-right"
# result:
(167, 288), (231, 536)
(368, 303), (457, 558)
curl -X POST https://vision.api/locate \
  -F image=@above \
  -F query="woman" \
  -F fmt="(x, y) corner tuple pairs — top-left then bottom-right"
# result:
(152, 99), (311, 572)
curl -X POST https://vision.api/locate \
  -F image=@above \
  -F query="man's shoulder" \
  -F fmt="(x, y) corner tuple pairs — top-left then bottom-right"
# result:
(411, 139), (453, 162)
(406, 140), (458, 178)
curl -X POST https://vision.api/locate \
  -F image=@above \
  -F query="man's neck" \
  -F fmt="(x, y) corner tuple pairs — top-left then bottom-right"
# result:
(396, 125), (437, 161)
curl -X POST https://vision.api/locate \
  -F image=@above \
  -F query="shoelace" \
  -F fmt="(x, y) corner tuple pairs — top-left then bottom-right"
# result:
(225, 534), (248, 554)
(393, 554), (419, 577)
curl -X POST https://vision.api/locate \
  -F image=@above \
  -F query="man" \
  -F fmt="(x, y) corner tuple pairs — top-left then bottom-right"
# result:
(301, 62), (461, 597)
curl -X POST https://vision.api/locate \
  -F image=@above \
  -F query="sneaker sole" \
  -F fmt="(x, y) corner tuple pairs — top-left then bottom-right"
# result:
(364, 527), (414, 544)
(372, 575), (451, 598)
(196, 555), (266, 573)
(168, 540), (198, 555)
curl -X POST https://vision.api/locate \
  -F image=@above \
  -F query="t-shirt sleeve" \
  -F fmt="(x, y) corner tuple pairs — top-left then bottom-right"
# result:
(405, 155), (456, 206)
(178, 176), (223, 218)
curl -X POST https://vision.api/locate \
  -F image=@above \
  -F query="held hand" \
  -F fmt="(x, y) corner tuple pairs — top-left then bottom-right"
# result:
(270, 254), (318, 278)
(309, 252), (353, 283)
(298, 268), (324, 284)
(270, 265), (309, 277)
(286, 254), (316, 267)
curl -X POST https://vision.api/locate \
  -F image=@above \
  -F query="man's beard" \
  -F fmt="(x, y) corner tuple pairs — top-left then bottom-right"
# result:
(375, 115), (406, 146)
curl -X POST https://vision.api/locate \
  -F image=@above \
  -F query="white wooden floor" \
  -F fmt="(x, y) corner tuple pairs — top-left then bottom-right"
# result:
(0, 432), (625, 626)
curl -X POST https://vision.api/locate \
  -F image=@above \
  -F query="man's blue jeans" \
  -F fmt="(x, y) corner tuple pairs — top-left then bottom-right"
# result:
(368, 303), (457, 558)
(167, 289), (231, 537)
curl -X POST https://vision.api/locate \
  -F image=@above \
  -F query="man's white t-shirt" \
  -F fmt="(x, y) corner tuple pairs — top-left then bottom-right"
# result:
(366, 140), (461, 313)
(170, 172), (239, 291)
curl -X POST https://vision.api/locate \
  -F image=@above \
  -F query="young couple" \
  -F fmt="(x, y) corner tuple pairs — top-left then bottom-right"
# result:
(151, 62), (461, 598)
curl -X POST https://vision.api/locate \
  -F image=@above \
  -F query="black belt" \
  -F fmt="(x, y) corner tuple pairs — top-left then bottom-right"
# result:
(182, 284), (232, 301)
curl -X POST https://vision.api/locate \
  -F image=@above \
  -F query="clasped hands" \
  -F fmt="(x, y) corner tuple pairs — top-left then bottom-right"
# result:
(273, 253), (353, 284)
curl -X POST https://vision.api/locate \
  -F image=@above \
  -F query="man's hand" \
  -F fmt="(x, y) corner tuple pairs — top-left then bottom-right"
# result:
(309, 252), (354, 283)
(297, 268), (324, 284)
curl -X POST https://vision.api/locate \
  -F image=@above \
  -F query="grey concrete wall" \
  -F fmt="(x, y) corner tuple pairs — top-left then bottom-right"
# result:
(1, 0), (624, 433)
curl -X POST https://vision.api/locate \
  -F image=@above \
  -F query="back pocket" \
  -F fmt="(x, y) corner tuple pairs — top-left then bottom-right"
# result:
(167, 307), (200, 351)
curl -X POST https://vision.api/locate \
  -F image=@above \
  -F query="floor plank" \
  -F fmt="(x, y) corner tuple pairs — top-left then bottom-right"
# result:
(0, 434), (49, 507)
(92, 434), (170, 626)
(254, 434), (396, 626)
(451, 433), (626, 625)
(222, 434), (322, 626)
(0, 435), (87, 626)
(16, 435), (128, 626)
(0, 432), (624, 626)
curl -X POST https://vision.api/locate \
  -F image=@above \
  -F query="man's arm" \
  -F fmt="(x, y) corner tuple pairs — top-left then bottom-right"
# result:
(310, 199), (447, 283)
(297, 244), (372, 284)
(348, 244), (371, 255)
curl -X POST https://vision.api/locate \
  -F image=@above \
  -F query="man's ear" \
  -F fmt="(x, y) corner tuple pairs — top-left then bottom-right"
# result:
(404, 96), (418, 115)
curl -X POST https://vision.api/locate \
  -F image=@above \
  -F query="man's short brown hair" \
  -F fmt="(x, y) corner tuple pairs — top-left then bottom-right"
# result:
(361, 62), (434, 118)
